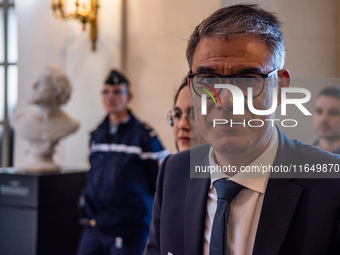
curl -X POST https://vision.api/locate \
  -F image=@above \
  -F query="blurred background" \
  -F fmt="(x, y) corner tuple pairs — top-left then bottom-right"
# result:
(0, 0), (339, 169)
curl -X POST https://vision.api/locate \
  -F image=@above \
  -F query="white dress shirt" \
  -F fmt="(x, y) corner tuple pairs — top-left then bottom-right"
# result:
(203, 129), (279, 255)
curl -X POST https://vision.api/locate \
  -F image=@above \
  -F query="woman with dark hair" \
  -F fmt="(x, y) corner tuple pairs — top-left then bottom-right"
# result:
(167, 78), (205, 151)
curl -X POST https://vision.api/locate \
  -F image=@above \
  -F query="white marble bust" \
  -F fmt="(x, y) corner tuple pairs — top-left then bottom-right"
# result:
(12, 66), (80, 172)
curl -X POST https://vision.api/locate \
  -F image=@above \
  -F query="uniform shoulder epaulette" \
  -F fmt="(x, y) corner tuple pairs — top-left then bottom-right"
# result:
(142, 122), (154, 131)
(142, 122), (157, 137)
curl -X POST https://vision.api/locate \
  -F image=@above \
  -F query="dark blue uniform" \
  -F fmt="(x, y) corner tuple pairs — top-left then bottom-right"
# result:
(77, 111), (168, 255)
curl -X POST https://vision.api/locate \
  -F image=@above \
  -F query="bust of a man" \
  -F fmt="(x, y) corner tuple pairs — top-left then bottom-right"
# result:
(12, 66), (80, 172)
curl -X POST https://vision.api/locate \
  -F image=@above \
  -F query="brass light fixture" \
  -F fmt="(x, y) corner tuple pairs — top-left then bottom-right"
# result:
(52, 0), (99, 51)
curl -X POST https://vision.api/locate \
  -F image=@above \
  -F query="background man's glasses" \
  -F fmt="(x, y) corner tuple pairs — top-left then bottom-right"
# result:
(102, 89), (128, 96)
(188, 68), (278, 99)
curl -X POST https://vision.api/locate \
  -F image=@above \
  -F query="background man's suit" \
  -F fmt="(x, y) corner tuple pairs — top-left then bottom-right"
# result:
(144, 129), (340, 255)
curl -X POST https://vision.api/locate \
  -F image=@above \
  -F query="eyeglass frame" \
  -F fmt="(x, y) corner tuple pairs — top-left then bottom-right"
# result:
(101, 88), (129, 96)
(187, 68), (279, 99)
(167, 108), (195, 127)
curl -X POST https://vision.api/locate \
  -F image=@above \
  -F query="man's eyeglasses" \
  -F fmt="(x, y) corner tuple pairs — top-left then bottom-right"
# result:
(102, 89), (128, 96)
(167, 109), (195, 126)
(188, 68), (279, 99)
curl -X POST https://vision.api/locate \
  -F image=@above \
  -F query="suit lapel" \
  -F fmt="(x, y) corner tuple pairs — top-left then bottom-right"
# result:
(184, 144), (210, 255)
(184, 177), (210, 255)
(253, 129), (303, 255)
(252, 178), (303, 255)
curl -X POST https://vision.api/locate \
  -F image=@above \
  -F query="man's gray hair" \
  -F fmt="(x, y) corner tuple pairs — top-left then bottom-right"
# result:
(186, 4), (285, 70)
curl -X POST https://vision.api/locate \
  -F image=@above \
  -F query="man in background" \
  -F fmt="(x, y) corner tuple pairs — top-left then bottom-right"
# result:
(77, 70), (168, 255)
(313, 86), (340, 154)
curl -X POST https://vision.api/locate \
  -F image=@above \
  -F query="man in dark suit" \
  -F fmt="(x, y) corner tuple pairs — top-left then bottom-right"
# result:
(144, 4), (340, 255)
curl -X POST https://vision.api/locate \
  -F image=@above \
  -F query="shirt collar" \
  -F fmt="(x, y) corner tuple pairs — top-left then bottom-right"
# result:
(209, 127), (279, 194)
(109, 116), (131, 135)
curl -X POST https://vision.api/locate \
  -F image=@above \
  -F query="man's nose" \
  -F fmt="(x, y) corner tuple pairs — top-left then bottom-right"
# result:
(108, 92), (116, 99)
(218, 87), (235, 112)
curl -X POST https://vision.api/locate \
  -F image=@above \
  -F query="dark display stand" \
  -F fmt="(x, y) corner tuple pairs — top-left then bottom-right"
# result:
(0, 168), (87, 255)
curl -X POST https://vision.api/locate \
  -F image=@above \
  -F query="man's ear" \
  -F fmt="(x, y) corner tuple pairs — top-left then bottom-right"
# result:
(277, 69), (291, 105)
(128, 92), (133, 102)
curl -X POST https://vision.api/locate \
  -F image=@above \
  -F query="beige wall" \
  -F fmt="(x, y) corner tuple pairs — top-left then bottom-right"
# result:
(15, 0), (123, 169)
(13, 0), (340, 169)
(13, 0), (220, 169)
(125, 0), (221, 153)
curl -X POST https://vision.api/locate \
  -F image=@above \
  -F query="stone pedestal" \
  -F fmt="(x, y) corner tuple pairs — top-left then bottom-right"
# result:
(0, 168), (87, 255)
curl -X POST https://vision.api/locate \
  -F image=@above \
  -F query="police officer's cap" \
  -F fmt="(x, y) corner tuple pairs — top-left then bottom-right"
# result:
(104, 69), (129, 86)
